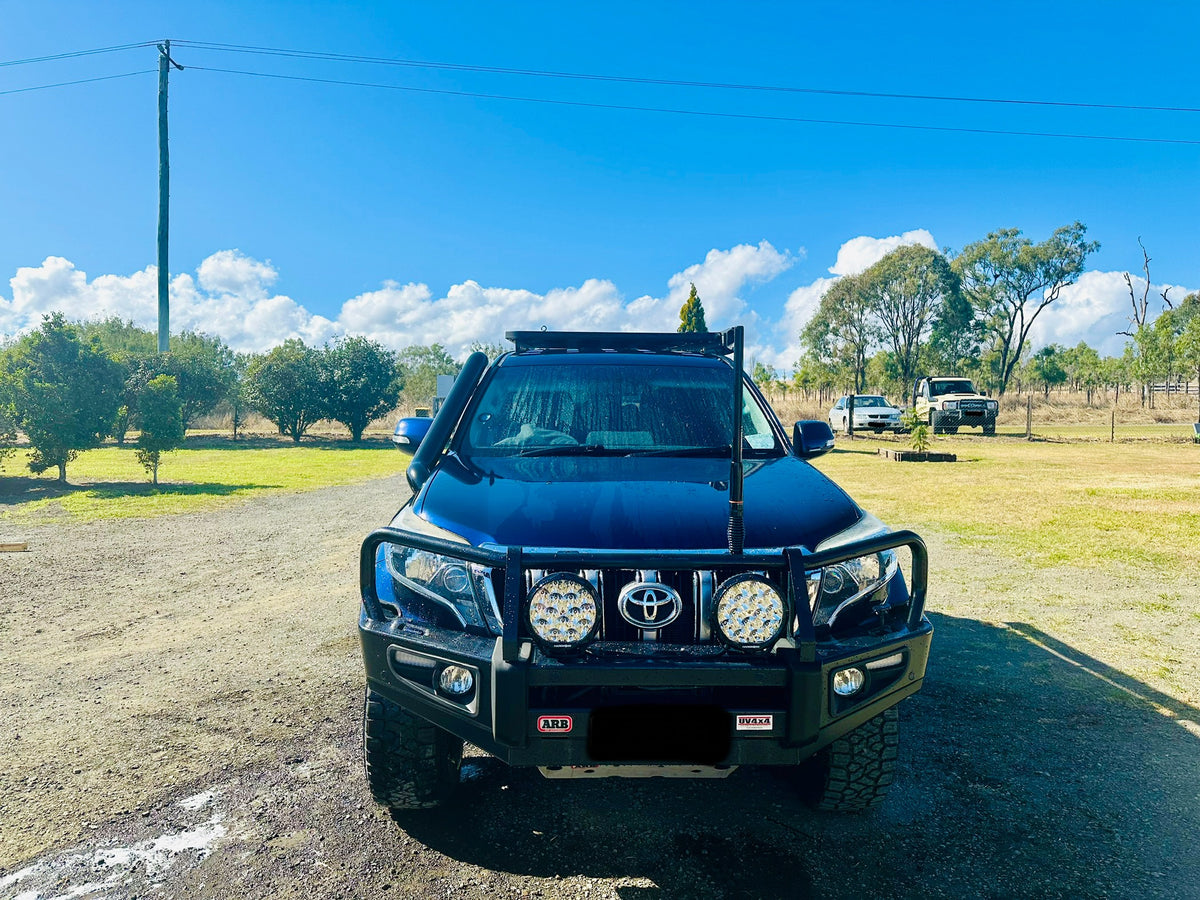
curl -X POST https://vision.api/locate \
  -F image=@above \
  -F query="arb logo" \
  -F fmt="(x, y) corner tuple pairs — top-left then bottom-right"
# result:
(537, 715), (573, 734)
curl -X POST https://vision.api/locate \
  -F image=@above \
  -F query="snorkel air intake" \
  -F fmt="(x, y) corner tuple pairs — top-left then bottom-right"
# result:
(407, 351), (489, 493)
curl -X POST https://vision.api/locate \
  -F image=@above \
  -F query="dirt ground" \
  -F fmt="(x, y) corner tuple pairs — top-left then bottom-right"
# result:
(2, 475), (1199, 900)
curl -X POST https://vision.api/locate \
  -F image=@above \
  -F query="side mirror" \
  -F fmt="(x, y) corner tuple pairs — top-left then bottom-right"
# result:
(392, 417), (434, 452)
(792, 420), (835, 459)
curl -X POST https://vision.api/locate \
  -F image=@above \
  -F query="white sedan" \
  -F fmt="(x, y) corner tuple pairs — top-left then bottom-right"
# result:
(828, 395), (904, 433)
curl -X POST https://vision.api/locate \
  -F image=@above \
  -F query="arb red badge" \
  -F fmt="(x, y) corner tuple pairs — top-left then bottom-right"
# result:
(537, 715), (573, 734)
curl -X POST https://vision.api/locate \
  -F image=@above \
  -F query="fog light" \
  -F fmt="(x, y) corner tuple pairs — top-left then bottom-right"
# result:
(439, 665), (475, 696)
(832, 667), (865, 696)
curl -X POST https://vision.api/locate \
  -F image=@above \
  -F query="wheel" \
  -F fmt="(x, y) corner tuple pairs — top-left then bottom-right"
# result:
(983, 423), (996, 436)
(929, 411), (943, 435)
(946, 426), (958, 434)
(800, 707), (899, 812)
(363, 685), (463, 810)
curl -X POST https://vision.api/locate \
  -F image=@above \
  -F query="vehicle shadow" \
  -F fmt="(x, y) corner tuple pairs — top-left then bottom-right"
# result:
(181, 433), (397, 450)
(386, 611), (1200, 899)
(0, 477), (272, 506)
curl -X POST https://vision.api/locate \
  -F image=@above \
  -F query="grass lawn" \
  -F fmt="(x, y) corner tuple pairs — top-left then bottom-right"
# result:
(0, 437), (409, 521)
(812, 433), (1200, 574)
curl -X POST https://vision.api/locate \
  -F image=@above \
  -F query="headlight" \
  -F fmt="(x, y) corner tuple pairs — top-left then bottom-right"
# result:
(526, 573), (598, 648)
(986, 400), (998, 411)
(713, 574), (785, 649)
(943, 400), (959, 409)
(386, 546), (498, 632)
(807, 549), (899, 627)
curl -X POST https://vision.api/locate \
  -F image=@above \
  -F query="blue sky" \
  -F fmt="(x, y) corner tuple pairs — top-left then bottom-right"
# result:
(1, 1), (1197, 365)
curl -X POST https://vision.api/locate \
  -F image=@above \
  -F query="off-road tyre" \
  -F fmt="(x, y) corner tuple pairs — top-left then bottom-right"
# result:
(929, 411), (944, 435)
(363, 685), (463, 810)
(800, 707), (899, 812)
(983, 423), (996, 436)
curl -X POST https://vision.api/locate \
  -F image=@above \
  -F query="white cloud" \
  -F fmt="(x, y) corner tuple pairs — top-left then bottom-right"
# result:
(9, 256), (88, 317)
(665, 240), (794, 325)
(828, 229), (937, 276)
(751, 276), (839, 371)
(1030, 270), (1190, 356)
(0, 242), (794, 358)
(8, 233), (1182, 374)
(196, 250), (277, 299)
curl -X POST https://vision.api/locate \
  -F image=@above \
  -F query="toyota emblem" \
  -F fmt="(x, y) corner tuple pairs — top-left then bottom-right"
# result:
(617, 582), (683, 629)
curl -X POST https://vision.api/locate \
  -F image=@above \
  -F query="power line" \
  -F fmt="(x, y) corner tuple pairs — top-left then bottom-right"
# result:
(0, 41), (156, 68)
(187, 65), (1200, 146)
(0, 69), (155, 97)
(173, 39), (1200, 116)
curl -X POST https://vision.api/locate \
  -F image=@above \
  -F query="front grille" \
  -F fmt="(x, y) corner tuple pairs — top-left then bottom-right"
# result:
(517, 566), (787, 645)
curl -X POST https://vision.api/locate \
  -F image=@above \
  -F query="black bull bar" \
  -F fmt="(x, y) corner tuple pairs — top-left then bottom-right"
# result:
(359, 527), (928, 663)
(360, 528), (928, 758)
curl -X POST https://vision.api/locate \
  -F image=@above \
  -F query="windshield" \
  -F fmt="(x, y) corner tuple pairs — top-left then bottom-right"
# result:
(852, 396), (890, 408)
(459, 360), (781, 458)
(931, 379), (975, 396)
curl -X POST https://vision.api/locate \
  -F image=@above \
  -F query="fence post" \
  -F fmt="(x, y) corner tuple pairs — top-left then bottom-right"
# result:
(1025, 395), (1033, 441)
(1111, 409), (1115, 443)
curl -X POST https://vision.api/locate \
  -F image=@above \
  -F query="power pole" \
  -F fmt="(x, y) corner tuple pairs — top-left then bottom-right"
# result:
(157, 41), (182, 353)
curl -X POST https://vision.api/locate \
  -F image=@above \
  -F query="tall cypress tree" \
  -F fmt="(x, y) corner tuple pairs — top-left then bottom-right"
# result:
(677, 283), (709, 333)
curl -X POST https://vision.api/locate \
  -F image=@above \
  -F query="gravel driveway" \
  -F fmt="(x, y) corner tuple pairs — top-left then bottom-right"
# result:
(2, 475), (1198, 899)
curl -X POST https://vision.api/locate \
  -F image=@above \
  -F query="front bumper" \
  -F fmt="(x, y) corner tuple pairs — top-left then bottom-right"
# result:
(937, 407), (997, 427)
(361, 618), (931, 767)
(358, 532), (933, 768)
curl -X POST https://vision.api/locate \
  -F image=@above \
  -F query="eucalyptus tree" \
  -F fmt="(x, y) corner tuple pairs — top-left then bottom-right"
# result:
(801, 274), (878, 393)
(1176, 313), (1200, 420)
(398, 344), (461, 408)
(859, 244), (961, 390)
(1062, 341), (1104, 403)
(1026, 344), (1068, 398)
(954, 222), (1098, 395)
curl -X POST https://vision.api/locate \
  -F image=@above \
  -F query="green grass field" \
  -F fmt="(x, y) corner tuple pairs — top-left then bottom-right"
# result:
(0, 439), (408, 521)
(812, 434), (1200, 574)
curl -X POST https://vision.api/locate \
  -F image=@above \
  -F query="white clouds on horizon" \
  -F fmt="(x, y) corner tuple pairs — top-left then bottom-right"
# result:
(1031, 270), (1189, 357)
(0, 242), (794, 357)
(2, 237), (1190, 367)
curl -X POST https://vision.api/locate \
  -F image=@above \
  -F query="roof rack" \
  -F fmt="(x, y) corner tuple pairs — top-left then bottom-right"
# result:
(505, 329), (738, 355)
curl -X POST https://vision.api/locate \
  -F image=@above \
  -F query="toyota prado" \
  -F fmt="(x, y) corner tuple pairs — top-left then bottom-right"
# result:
(359, 329), (932, 813)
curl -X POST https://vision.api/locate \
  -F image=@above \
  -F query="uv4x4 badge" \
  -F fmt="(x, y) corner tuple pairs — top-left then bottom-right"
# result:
(537, 715), (574, 734)
(736, 714), (774, 731)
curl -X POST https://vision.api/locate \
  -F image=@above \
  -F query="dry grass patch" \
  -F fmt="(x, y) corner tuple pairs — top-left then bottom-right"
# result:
(812, 435), (1200, 574)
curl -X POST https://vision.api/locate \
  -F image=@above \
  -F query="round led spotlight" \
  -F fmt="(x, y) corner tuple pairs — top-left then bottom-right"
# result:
(713, 574), (785, 649)
(526, 573), (599, 648)
(832, 667), (865, 696)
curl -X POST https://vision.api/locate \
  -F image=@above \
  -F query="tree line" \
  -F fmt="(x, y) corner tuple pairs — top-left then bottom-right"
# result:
(0, 314), (463, 483)
(782, 223), (1200, 409)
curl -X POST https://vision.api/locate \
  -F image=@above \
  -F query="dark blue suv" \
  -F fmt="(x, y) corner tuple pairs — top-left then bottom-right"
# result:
(359, 329), (932, 812)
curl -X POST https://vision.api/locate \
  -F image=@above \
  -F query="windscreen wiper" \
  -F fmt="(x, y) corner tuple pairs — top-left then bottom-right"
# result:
(624, 445), (733, 458)
(515, 443), (618, 457)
